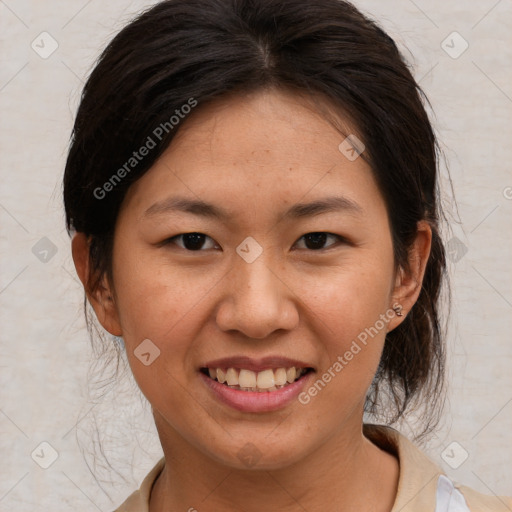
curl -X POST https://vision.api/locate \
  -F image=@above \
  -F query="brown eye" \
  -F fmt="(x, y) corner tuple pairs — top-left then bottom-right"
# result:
(163, 232), (217, 251)
(295, 232), (344, 251)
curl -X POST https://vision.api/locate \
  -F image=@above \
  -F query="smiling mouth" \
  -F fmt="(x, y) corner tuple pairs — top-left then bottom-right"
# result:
(200, 366), (313, 392)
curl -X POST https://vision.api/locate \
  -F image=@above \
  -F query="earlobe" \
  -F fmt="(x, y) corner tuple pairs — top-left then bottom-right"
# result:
(389, 221), (432, 328)
(93, 274), (123, 337)
(71, 232), (123, 336)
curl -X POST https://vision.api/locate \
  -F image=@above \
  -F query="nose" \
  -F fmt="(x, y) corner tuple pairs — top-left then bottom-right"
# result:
(215, 253), (299, 339)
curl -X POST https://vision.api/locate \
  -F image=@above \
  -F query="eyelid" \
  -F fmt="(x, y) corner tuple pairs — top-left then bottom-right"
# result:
(159, 232), (350, 251)
(160, 233), (218, 250)
(294, 232), (353, 251)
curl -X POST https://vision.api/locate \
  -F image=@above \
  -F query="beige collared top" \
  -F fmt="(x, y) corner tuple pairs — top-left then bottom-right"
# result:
(113, 424), (511, 511)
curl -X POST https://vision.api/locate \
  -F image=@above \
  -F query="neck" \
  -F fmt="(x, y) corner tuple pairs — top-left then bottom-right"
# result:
(149, 418), (399, 512)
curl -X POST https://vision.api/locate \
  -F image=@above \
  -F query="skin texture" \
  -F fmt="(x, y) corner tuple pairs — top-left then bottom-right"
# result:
(72, 88), (432, 511)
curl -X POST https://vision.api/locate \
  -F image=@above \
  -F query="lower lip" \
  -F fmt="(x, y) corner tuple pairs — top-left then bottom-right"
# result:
(199, 371), (313, 413)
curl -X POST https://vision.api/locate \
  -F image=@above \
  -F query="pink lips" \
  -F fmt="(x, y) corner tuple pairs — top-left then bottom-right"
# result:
(199, 356), (314, 413)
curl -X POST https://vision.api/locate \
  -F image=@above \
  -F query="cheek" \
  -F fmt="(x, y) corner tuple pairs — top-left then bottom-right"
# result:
(109, 244), (202, 395)
(296, 257), (394, 403)
(111, 240), (200, 339)
(110, 241), (232, 403)
(303, 257), (394, 340)
(111, 257), (203, 419)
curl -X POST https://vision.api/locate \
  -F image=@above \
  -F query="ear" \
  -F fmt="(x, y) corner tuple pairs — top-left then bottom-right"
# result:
(388, 220), (432, 331)
(71, 232), (123, 336)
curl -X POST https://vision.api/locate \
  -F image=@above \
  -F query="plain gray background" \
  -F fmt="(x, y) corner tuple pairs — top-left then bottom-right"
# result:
(1, 0), (511, 510)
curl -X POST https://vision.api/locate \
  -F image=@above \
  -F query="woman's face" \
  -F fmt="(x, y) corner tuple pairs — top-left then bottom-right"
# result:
(86, 88), (427, 469)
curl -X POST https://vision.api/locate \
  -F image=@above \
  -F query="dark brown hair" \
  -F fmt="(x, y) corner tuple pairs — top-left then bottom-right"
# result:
(64, 0), (449, 439)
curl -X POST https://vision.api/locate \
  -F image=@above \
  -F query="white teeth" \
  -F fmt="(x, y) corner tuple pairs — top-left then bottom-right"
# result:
(274, 368), (287, 386)
(216, 368), (227, 384)
(239, 369), (257, 388)
(226, 368), (239, 386)
(206, 366), (308, 391)
(286, 367), (297, 383)
(256, 369), (275, 389)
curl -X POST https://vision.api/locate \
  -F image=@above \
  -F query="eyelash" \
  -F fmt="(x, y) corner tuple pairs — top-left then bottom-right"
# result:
(160, 232), (348, 252)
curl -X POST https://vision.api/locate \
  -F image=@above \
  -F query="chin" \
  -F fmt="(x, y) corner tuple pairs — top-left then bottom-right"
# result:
(212, 435), (314, 471)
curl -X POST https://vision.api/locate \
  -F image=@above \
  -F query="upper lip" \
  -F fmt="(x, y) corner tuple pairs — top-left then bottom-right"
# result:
(201, 356), (314, 373)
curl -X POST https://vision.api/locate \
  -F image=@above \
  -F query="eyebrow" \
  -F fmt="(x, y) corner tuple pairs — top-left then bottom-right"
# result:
(142, 195), (363, 221)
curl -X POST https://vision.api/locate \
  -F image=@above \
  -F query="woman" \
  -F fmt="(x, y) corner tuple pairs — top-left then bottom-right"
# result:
(63, 0), (511, 510)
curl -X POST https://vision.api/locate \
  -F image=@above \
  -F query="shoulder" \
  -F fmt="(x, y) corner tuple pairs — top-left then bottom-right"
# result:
(112, 430), (511, 512)
(436, 472), (512, 512)
(456, 482), (512, 512)
(112, 457), (165, 512)
(364, 423), (511, 512)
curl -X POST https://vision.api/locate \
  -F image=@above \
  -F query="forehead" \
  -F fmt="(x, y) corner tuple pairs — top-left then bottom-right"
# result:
(171, 87), (361, 160)
(120, 88), (385, 224)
